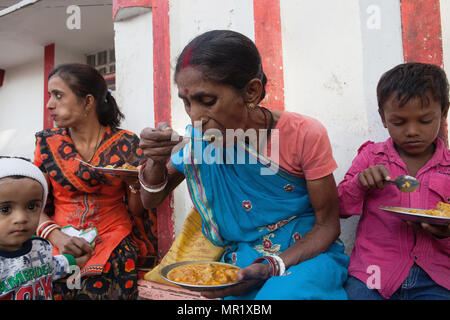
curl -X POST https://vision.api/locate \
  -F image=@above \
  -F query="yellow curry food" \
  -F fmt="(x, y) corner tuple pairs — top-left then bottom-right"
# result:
(422, 202), (450, 218)
(401, 181), (411, 189)
(402, 202), (450, 218)
(104, 163), (138, 171)
(168, 263), (239, 286)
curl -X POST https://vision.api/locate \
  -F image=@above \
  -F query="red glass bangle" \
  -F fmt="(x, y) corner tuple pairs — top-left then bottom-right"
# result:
(252, 256), (279, 277)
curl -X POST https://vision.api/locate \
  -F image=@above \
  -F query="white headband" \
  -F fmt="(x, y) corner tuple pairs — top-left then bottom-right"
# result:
(0, 158), (48, 208)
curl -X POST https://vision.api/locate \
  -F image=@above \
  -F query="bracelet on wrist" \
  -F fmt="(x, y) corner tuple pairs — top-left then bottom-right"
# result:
(252, 254), (286, 277)
(37, 221), (61, 239)
(270, 254), (286, 276)
(138, 160), (169, 193)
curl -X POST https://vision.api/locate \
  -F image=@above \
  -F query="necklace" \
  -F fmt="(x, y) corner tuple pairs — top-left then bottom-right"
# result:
(260, 106), (274, 136)
(87, 126), (103, 163)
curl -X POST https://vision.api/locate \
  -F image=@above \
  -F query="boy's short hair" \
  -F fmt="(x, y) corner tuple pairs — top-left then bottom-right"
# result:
(377, 62), (449, 113)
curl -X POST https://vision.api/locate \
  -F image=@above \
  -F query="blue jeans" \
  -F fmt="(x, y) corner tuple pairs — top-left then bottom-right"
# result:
(345, 265), (450, 300)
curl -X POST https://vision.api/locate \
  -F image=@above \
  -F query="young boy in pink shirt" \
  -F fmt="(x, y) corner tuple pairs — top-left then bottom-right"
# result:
(338, 62), (450, 300)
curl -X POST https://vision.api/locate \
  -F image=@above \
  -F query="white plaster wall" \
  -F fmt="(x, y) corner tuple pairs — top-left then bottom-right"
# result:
(0, 43), (95, 161)
(281, 0), (366, 182)
(0, 59), (43, 161)
(281, 0), (366, 256)
(169, 0), (255, 135)
(113, 9), (154, 135)
(169, 0), (255, 236)
(55, 44), (85, 66)
(280, 0), (404, 254)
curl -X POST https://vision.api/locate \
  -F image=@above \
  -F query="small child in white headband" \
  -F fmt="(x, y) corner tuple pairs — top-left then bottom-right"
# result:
(0, 157), (90, 300)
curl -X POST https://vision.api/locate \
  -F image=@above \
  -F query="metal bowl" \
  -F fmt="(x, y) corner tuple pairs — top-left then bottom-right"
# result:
(159, 261), (241, 292)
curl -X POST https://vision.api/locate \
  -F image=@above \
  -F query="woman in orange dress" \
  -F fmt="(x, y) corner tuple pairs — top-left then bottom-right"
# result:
(34, 63), (157, 299)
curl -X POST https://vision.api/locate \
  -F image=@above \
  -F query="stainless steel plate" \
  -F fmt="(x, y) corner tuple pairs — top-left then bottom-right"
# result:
(159, 261), (241, 292)
(75, 158), (138, 177)
(379, 206), (450, 226)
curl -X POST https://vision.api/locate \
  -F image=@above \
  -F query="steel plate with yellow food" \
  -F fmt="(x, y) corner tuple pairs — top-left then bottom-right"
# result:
(160, 261), (241, 291)
(75, 158), (139, 177)
(379, 201), (450, 225)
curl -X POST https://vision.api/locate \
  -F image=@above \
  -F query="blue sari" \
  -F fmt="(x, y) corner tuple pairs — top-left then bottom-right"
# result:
(171, 125), (348, 300)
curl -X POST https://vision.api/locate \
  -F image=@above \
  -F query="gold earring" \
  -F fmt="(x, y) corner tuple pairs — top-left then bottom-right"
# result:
(247, 103), (256, 109)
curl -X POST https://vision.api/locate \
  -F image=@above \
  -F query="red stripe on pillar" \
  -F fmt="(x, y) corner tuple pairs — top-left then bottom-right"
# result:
(0, 69), (4, 87)
(400, 0), (448, 147)
(253, 0), (285, 111)
(43, 43), (55, 130)
(112, 0), (174, 257)
(152, 0), (172, 126)
(400, 0), (443, 66)
(152, 0), (174, 257)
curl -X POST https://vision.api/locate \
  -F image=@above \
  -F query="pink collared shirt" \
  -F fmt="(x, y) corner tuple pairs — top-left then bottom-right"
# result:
(338, 137), (450, 299)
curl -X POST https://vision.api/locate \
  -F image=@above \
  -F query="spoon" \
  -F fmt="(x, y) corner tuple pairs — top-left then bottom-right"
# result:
(75, 158), (117, 168)
(184, 135), (218, 142)
(384, 175), (420, 192)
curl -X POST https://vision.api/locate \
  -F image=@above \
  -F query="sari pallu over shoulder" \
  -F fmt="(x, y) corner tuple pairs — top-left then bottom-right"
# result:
(172, 125), (316, 247)
(172, 125), (349, 300)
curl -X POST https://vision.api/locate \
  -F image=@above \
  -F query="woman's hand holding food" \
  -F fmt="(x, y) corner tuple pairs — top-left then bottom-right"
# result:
(138, 122), (187, 208)
(200, 263), (272, 299)
(139, 122), (183, 187)
(139, 122), (183, 166)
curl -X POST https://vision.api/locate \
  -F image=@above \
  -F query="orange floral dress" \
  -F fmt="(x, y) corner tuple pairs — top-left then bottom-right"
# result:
(34, 126), (157, 277)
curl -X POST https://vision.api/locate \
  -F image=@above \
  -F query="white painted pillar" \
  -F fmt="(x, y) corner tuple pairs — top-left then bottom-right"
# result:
(114, 9), (155, 135)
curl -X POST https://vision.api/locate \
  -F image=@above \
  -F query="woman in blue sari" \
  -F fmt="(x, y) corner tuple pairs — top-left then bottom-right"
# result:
(138, 30), (348, 299)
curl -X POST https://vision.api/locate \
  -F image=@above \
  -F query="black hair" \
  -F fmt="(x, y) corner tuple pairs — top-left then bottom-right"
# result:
(377, 62), (449, 113)
(49, 63), (124, 127)
(175, 30), (268, 102)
